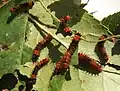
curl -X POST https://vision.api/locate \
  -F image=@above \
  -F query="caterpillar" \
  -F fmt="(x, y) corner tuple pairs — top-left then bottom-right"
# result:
(78, 53), (102, 73)
(59, 15), (72, 35)
(55, 51), (72, 74)
(15, 58), (49, 91)
(10, 1), (34, 13)
(64, 27), (71, 33)
(25, 58), (49, 91)
(32, 34), (52, 63)
(30, 58), (49, 80)
(55, 32), (81, 74)
(95, 34), (109, 64)
(60, 15), (71, 23)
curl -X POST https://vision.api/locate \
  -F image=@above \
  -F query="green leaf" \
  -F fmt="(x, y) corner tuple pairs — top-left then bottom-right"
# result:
(0, 1), (28, 76)
(48, 75), (65, 91)
(71, 12), (108, 36)
(101, 12), (120, 34)
(61, 79), (83, 91)
(1, 0), (120, 91)
(21, 45), (33, 64)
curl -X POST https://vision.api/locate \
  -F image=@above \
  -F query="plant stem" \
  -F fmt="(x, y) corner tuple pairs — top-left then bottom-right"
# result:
(81, 34), (120, 43)
(28, 14), (68, 49)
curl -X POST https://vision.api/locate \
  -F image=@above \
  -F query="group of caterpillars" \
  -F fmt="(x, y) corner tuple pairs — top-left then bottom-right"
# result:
(31, 33), (112, 76)
(8, 0), (120, 91)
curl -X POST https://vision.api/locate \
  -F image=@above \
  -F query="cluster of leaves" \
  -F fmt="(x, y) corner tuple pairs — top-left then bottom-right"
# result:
(0, 0), (120, 91)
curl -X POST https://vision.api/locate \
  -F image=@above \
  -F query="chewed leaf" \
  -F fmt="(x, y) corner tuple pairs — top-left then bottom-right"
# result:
(1, 0), (120, 91)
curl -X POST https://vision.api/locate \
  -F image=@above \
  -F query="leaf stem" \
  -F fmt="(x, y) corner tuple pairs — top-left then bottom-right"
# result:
(81, 34), (120, 43)
(28, 14), (68, 49)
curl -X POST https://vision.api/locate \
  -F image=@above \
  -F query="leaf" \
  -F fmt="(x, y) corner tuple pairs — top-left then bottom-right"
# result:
(0, 0), (28, 76)
(21, 45), (33, 64)
(1, 0), (120, 91)
(18, 1), (118, 91)
(29, 1), (54, 26)
(34, 62), (54, 90)
(101, 12), (120, 55)
(71, 12), (108, 36)
(101, 11), (120, 34)
(61, 79), (83, 91)
(101, 55), (120, 91)
(48, 75), (65, 91)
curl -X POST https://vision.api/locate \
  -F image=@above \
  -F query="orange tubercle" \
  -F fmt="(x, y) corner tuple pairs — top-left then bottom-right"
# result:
(33, 50), (40, 56)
